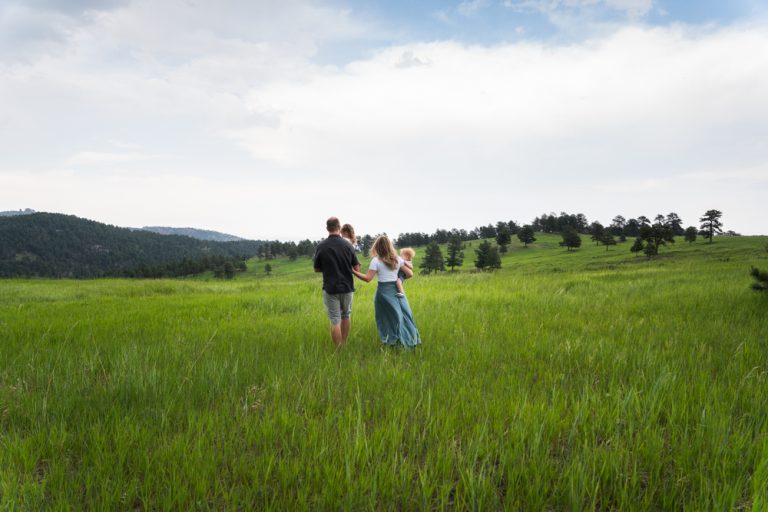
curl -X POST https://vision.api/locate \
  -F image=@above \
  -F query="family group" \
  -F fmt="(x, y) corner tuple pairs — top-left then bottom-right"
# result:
(313, 217), (421, 349)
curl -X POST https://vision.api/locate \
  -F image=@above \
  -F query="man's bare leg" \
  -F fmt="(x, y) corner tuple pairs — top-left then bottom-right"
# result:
(340, 318), (351, 344)
(330, 324), (344, 349)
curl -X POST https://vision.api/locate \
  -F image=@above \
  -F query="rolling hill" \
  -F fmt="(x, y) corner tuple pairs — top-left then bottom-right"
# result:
(0, 212), (262, 278)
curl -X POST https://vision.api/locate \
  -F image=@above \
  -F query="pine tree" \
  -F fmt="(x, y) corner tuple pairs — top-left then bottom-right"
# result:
(264, 263), (272, 275)
(420, 241), (445, 274)
(684, 226), (697, 244)
(630, 237), (644, 255)
(750, 267), (768, 292)
(474, 240), (489, 270)
(699, 209), (723, 243)
(446, 236), (464, 271)
(638, 222), (674, 257)
(486, 245), (502, 270)
(475, 240), (502, 271)
(559, 226), (582, 251)
(644, 240), (657, 259)
(517, 225), (536, 247)
(601, 232), (617, 250)
(666, 212), (685, 236)
(590, 222), (605, 245)
(610, 215), (626, 236)
(495, 225), (511, 253)
(360, 235), (374, 257)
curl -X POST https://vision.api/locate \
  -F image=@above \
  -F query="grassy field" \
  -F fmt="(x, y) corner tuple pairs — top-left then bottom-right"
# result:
(1, 234), (767, 510)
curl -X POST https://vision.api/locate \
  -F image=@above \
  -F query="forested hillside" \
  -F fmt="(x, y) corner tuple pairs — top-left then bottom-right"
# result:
(0, 213), (262, 278)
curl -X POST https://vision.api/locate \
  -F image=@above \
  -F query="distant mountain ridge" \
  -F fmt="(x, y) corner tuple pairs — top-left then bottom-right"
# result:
(0, 208), (36, 217)
(141, 226), (244, 242)
(0, 213), (263, 278)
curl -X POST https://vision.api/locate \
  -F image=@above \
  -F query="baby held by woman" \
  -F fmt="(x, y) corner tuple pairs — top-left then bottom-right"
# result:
(396, 248), (414, 298)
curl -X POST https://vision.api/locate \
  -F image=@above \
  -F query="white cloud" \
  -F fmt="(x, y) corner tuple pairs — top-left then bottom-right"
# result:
(503, 0), (655, 20)
(1, 1), (767, 238)
(457, 0), (490, 18)
(232, 25), (768, 235)
(604, 0), (654, 17)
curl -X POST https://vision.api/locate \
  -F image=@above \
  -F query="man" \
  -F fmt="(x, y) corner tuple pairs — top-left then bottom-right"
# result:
(314, 217), (361, 349)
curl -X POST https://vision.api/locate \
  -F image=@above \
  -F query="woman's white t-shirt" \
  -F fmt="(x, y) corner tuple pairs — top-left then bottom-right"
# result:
(369, 256), (403, 283)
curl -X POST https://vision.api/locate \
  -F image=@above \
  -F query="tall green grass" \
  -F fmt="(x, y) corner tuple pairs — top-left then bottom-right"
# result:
(1, 235), (766, 509)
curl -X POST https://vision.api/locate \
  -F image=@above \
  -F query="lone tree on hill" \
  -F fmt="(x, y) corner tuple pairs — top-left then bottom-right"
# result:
(630, 237), (644, 256)
(517, 225), (536, 247)
(559, 226), (582, 251)
(446, 236), (465, 271)
(639, 222), (675, 257)
(750, 267), (768, 292)
(684, 226), (697, 244)
(495, 224), (511, 253)
(420, 241), (445, 274)
(475, 240), (501, 271)
(610, 215), (626, 235)
(699, 209), (723, 243)
(590, 222), (605, 245)
(601, 232), (617, 250)
(666, 212), (685, 236)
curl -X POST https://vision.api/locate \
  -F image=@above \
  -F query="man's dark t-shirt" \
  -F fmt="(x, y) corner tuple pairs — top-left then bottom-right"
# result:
(314, 235), (360, 294)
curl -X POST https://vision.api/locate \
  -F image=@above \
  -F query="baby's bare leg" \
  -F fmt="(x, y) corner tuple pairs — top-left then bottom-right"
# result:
(396, 279), (405, 296)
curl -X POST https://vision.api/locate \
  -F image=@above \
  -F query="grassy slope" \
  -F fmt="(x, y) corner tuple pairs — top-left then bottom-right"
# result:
(1, 234), (767, 510)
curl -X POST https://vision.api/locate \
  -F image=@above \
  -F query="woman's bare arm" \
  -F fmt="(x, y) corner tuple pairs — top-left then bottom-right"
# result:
(352, 268), (376, 283)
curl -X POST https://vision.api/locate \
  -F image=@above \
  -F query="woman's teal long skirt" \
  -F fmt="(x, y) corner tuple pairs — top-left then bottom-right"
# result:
(374, 282), (421, 347)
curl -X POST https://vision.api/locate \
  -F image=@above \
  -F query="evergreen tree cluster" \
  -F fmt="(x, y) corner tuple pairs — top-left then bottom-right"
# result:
(474, 240), (501, 271)
(114, 255), (248, 279)
(559, 226), (582, 251)
(392, 210), (727, 254)
(532, 212), (589, 234)
(419, 241), (446, 274)
(395, 221), (520, 248)
(256, 239), (318, 261)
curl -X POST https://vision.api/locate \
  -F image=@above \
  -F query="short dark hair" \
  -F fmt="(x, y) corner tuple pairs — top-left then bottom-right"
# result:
(326, 217), (341, 232)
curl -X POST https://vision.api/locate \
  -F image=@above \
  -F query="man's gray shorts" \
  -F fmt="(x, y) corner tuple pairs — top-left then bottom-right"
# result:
(322, 291), (353, 326)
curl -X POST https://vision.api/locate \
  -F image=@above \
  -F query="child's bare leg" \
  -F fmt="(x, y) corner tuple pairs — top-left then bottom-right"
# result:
(395, 279), (405, 297)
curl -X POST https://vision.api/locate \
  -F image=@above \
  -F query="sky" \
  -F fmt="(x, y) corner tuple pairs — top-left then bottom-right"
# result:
(1, 0), (767, 240)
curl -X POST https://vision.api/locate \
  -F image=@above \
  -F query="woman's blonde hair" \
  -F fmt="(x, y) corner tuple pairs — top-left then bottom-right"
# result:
(371, 235), (399, 270)
(340, 223), (356, 245)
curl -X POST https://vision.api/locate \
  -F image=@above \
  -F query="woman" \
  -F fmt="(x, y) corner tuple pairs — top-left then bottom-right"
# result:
(351, 235), (421, 347)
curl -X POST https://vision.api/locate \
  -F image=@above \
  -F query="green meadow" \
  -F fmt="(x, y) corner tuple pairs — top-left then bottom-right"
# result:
(1, 234), (767, 510)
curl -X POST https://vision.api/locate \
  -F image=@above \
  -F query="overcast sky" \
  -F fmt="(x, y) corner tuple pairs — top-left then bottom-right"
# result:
(1, 0), (766, 240)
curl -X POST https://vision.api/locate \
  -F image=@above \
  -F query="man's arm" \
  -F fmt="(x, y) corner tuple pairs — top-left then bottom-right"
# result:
(313, 248), (322, 272)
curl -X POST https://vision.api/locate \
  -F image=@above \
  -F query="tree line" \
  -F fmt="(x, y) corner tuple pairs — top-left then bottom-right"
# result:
(393, 210), (736, 251)
(111, 255), (248, 279)
(413, 209), (730, 274)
